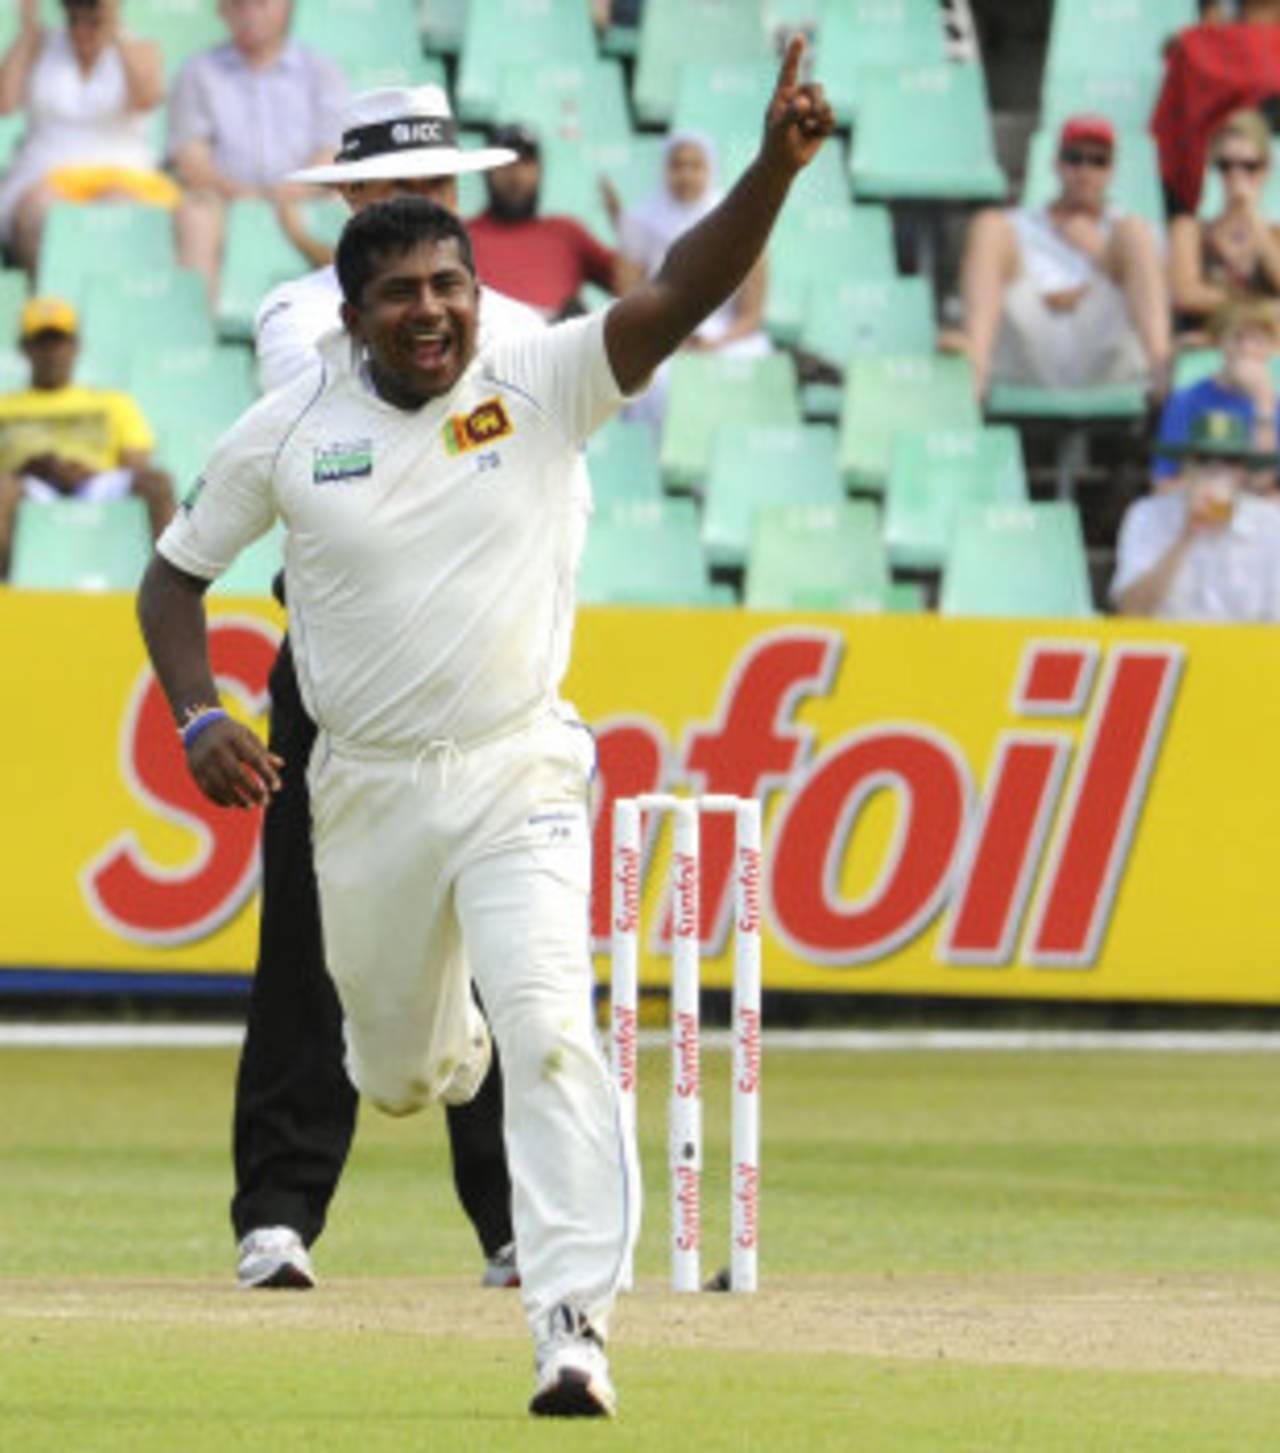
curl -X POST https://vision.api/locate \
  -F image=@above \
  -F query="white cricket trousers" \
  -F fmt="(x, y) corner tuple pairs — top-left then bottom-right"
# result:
(307, 707), (639, 1338)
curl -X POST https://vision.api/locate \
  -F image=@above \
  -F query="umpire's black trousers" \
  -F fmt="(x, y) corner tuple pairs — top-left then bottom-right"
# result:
(231, 637), (515, 1254)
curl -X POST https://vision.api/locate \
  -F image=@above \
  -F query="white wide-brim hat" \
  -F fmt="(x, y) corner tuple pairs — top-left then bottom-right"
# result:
(289, 85), (516, 185)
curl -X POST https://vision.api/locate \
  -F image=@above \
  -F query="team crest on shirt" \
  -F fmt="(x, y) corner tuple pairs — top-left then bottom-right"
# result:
(313, 438), (373, 484)
(443, 397), (514, 457)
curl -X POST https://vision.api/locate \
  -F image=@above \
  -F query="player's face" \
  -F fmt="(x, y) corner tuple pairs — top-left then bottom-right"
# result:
(340, 176), (460, 216)
(344, 238), (480, 407)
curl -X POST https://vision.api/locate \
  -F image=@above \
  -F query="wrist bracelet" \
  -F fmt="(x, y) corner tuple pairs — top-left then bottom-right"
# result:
(180, 707), (229, 752)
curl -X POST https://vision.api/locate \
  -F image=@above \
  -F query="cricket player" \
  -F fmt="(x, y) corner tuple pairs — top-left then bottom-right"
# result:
(136, 39), (833, 1420)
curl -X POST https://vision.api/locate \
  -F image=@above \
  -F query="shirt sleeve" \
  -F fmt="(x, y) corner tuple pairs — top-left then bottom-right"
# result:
(1110, 498), (1176, 603)
(156, 396), (281, 580)
(110, 393), (156, 457)
(487, 310), (630, 447)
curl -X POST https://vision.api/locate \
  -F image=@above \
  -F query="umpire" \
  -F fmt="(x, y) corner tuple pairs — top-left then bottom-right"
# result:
(233, 87), (541, 1290)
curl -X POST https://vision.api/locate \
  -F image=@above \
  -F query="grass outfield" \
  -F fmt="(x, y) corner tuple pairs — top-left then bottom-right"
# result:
(3, 1045), (1280, 1449)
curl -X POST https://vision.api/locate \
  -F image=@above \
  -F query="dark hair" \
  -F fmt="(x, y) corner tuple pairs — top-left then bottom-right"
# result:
(335, 197), (475, 308)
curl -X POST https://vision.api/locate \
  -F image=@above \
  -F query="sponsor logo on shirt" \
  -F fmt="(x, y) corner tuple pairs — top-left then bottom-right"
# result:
(313, 438), (373, 484)
(180, 475), (207, 514)
(443, 397), (514, 457)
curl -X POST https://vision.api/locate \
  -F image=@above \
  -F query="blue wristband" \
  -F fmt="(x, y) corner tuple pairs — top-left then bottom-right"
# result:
(181, 708), (229, 752)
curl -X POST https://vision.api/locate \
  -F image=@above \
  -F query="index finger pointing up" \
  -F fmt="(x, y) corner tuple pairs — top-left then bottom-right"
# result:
(775, 33), (805, 96)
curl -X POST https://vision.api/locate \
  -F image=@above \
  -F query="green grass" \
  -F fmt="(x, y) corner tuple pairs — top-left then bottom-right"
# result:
(3, 1046), (1280, 1450)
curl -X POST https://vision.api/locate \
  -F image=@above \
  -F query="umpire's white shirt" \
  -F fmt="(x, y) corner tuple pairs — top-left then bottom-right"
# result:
(158, 311), (625, 749)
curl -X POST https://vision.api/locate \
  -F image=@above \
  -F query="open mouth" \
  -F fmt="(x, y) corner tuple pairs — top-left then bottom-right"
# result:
(406, 329), (452, 370)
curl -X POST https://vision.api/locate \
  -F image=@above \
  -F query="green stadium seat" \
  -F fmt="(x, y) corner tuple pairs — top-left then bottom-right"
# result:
(38, 203), (178, 303)
(1045, 0), (1196, 80)
(0, 270), (27, 352)
(939, 502), (1094, 618)
(577, 497), (713, 604)
(8, 496), (152, 592)
(986, 383), (1147, 421)
(1039, 67), (1163, 135)
(745, 501), (888, 611)
(1171, 349), (1220, 391)
(884, 580), (928, 613)
(659, 351), (802, 492)
(131, 346), (255, 467)
(496, 57), (632, 148)
(883, 426), (1028, 572)
(702, 423), (842, 569)
(1023, 128), (1164, 239)
(218, 200), (321, 340)
(632, 0), (771, 128)
(1198, 139), (1280, 223)
(456, 0), (596, 125)
(767, 203), (896, 345)
(209, 522), (286, 599)
(838, 354), (981, 492)
(292, 0), (441, 90)
(851, 62), (1006, 203)
(816, 0), (947, 126)
(419, 0), (468, 54)
(78, 269), (214, 387)
(799, 275), (935, 370)
(672, 60), (779, 170)
(126, 0), (224, 79)
(0, 349), (27, 391)
(585, 419), (663, 505)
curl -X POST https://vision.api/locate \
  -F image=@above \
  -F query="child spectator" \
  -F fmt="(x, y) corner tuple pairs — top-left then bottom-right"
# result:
(167, 0), (346, 301)
(0, 296), (174, 575)
(0, 0), (172, 275)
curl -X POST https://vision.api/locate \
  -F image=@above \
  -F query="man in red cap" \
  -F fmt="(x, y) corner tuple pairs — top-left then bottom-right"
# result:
(942, 114), (1170, 399)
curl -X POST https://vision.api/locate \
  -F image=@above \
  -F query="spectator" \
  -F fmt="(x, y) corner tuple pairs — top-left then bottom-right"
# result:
(1154, 299), (1280, 491)
(615, 130), (770, 430)
(0, 0), (172, 275)
(1113, 408), (1280, 619)
(1169, 111), (1280, 340)
(1153, 3), (1280, 216)
(942, 116), (1170, 399)
(466, 123), (621, 319)
(0, 296), (174, 576)
(167, 0), (347, 301)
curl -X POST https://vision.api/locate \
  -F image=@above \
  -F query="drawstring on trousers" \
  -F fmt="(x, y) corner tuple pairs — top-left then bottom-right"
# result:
(413, 737), (464, 789)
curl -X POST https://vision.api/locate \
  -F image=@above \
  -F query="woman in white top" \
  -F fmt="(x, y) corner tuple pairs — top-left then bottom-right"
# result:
(615, 131), (770, 430)
(0, 0), (171, 274)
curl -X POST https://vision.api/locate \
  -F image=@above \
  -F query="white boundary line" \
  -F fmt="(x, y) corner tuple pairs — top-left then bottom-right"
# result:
(4, 1025), (1280, 1052)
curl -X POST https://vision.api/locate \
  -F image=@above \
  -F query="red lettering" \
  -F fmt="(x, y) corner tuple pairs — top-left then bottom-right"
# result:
(770, 727), (970, 963)
(590, 718), (666, 946)
(612, 1004), (637, 1094)
(1016, 642), (1098, 714)
(1027, 647), (1183, 965)
(673, 853), (698, 939)
(82, 618), (280, 945)
(943, 736), (1070, 963)
(676, 630), (842, 951)
(674, 1163), (700, 1252)
(613, 844), (640, 935)
(738, 845), (762, 934)
(674, 1009), (699, 1098)
(734, 1162), (759, 1249)
(736, 1006), (761, 1093)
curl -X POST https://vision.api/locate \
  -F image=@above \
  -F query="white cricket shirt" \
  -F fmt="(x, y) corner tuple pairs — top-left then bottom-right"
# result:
(158, 311), (626, 749)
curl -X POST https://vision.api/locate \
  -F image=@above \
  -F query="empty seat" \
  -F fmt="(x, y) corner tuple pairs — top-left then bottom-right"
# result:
(633, 0), (771, 127)
(456, 0), (596, 125)
(8, 496), (152, 592)
(839, 354), (980, 492)
(851, 62), (1006, 203)
(78, 269), (214, 386)
(218, 200), (324, 340)
(800, 275), (935, 370)
(816, 0), (947, 125)
(672, 60), (780, 177)
(1045, 0), (1196, 81)
(745, 501), (888, 611)
(766, 203), (896, 344)
(1039, 67), (1163, 135)
(39, 203), (178, 302)
(497, 57), (632, 147)
(585, 419), (663, 505)
(660, 351), (802, 492)
(419, 0), (468, 54)
(702, 423), (842, 569)
(131, 347), (255, 461)
(884, 426), (1028, 571)
(940, 502), (1094, 617)
(126, 0), (224, 78)
(292, 0), (441, 90)
(0, 270), (27, 351)
(577, 498), (713, 604)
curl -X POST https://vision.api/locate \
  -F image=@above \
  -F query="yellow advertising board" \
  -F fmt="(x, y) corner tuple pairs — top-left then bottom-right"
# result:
(3, 588), (1280, 1002)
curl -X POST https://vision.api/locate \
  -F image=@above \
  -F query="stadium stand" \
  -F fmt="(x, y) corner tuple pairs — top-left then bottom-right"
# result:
(939, 502), (1095, 618)
(8, 496), (151, 592)
(577, 498), (720, 605)
(456, 0), (597, 125)
(744, 501), (890, 611)
(292, 0), (440, 90)
(586, 419), (664, 506)
(816, 0), (947, 127)
(632, 0), (771, 127)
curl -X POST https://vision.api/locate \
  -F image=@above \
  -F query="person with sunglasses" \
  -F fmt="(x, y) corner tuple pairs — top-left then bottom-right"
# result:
(942, 115), (1170, 400)
(1169, 110), (1280, 342)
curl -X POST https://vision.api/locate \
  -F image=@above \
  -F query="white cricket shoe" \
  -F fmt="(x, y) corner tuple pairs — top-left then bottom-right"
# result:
(481, 1240), (520, 1289)
(438, 1015), (492, 1107)
(236, 1226), (316, 1289)
(529, 1303), (616, 1418)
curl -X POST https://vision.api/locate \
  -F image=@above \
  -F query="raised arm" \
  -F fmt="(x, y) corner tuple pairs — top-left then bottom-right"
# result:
(603, 36), (834, 394)
(0, 0), (43, 115)
(137, 555), (282, 808)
